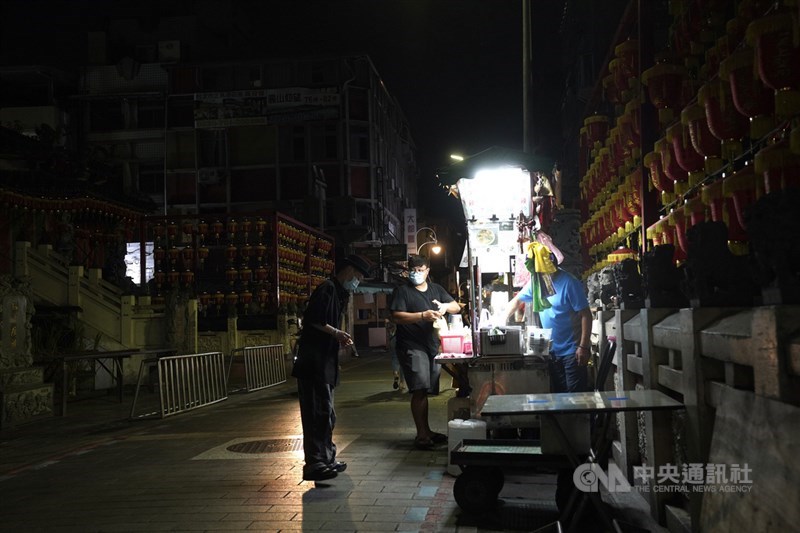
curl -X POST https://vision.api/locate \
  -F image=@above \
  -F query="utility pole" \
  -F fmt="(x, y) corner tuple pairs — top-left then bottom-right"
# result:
(522, 0), (532, 154)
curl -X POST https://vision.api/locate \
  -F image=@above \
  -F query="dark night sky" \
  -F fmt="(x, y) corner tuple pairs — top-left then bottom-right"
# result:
(0, 0), (567, 214)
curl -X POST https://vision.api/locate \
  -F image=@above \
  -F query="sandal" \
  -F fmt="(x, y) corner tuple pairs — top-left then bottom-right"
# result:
(414, 436), (435, 450)
(430, 432), (448, 444)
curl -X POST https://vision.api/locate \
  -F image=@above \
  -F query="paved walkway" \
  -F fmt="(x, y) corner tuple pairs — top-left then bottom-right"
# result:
(0, 348), (658, 532)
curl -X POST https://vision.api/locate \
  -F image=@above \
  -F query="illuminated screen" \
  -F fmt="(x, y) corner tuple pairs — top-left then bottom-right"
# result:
(125, 242), (154, 285)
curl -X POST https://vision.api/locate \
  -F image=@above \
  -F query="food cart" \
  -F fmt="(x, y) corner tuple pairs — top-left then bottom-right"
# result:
(436, 147), (557, 422)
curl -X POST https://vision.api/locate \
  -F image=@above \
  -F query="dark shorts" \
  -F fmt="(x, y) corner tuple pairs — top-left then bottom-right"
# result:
(398, 347), (440, 394)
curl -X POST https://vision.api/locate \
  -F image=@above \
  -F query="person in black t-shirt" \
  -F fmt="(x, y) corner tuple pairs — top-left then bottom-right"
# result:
(390, 254), (461, 450)
(292, 254), (372, 481)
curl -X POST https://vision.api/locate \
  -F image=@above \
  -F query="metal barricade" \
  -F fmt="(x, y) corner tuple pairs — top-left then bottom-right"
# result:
(229, 345), (287, 392)
(155, 351), (227, 418)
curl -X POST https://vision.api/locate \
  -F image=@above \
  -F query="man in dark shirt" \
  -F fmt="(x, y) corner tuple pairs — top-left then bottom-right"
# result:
(390, 254), (461, 450)
(292, 254), (371, 481)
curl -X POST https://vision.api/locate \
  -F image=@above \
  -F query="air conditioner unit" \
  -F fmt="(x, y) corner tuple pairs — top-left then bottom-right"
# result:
(198, 169), (224, 184)
(158, 40), (181, 62)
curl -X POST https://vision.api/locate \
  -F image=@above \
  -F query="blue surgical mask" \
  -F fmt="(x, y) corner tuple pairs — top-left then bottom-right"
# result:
(409, 271), (426, 286)
(343, 277), (360, 292)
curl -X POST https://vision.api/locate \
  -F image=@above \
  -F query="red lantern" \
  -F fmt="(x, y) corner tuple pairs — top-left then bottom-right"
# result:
(667, 121), (705, 186)
(641, 60), (689, 125)
(698, 79), (749, 162)
(747, 9), (800, 119)
(182, 220), (194, 236)
(226, 218), (238, 238)
(226, 267), (238, 285)
(240, 267), (252, 283)
(719, 47), (775, 140)
(656, 137), (688, 189)
(212, 220), (224, 239)
(681, 103), (723, 175)
(723, 166), (762, 232)
(584, 114), (609, 152)
(226, 244), (238, 262)
(255, 217), (267, 238)
(166, 222), (178, 239)
(167, 269), (180, 285)
(168, 247), (181, 265)
(198, 291), (211, 307)
(197, 220), (209, 239)
(153, 246), (166, 263)
(181, 270), (194, 286)
(255, 266), (269, 281)
(154, 271), (166, 287)
(755, 141), (800, 194)
(181, 246), (194, 267)
(213, 291), (225, 308)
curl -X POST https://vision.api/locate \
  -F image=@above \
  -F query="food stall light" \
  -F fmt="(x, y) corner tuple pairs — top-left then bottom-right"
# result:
(450, 154), (465, 161)
(431, 244), (442, 254)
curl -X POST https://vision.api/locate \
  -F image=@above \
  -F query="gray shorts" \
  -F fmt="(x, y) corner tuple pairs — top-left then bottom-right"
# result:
(398, 348), (440, 394)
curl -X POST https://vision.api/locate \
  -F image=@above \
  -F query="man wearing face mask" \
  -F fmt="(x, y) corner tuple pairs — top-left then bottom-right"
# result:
(390, 254), (461, 450)
(292, 254), (372, 481)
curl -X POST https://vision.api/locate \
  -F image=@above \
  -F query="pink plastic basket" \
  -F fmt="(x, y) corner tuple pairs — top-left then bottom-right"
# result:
(440, 334), (464, 354)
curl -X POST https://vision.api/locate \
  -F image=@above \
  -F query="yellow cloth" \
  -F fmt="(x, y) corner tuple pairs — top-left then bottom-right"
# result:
(527, 242), (557, 274)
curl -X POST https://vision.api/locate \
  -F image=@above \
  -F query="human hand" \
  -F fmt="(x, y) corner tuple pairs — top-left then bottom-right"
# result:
(575, 345), (590, 366)
(334, 329), (353, 346)
(432, 299), (449, 314)
(420, 309), (442, 322)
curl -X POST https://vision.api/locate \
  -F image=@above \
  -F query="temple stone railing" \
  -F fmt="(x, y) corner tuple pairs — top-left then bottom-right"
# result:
(594, 306), (800, 532)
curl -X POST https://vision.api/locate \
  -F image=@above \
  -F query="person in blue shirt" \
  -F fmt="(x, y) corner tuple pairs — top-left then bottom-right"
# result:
(501, 263), (592, 393)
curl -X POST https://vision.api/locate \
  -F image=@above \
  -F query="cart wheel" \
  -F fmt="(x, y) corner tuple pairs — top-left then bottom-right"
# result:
(453, 467), (502, 512)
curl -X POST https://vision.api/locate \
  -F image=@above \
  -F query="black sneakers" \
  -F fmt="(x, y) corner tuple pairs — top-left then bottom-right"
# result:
(303, 466), (338, 481)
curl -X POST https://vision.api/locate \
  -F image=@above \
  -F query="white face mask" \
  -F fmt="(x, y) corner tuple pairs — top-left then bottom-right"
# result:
(343, 277), (360, 292)
(409, 271), (426, 286)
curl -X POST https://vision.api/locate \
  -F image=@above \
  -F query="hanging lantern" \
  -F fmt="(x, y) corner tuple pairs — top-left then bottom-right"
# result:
(641, 59), (689, 125)
(240, 243), (252, 260)
(614, 39), (639, 91)
(197, 245), (209, 269)
(723, 165), (762, 232)
(241, 218), (252, 237)
(153, 270), (166, 288)
(226, 218), (238, 239)
(198, 291), (211, 313)
(681, 103), (723, 175)
(213, 290), (225, 311)
(255, 217), (267, 238)
(719, 47), (775, 140)
(153, 224), (165, 241)
(166, 222), (179, 239)
(698, 79), (749, 162)
(181, 246), (194, 268)
(153, 246), (166, 264)
(603, 73), (622, 108)
(255, 266), (269, 282)
(240, 266), (253, 283)
(168, 246), (181, 265)
(225, 291), (239, 308)
(227, 244), (238, 262)
(584, 114), (610, 154)
(181, 270), (194, 286)
(197, 220), (209, 240)
(754, 140), (800, 194)
(212, 220), (224, 240)
(226, 266), (238, 285)
(656, 137), (689, 195)
(167, 269), (180, 286)
(684, 194), (706, 228)
(668, 209), (689, 256)
(747, 9), (800, 119)
(182, 220), (194, 236)
(667, 121), (705, 186)
(254, 242), (267, 263)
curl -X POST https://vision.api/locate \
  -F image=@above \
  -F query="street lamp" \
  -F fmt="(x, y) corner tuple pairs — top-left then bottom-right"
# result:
(416, 227), (441, 255)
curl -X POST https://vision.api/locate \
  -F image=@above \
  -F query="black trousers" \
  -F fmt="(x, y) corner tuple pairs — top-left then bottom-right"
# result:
(297, 378), (336, 472)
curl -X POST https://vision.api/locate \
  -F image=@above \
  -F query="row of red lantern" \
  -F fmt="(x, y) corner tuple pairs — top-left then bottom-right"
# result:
(581, 169), (643, 255)
(153, 217), (271, 242)
(197, 288), (277, 315)
(643, 2), (800, 138)
(580, 101), (644, 209)
(1, 190), (142, 221)
(647, 142), (800, 260)
(225, 265), (273, 285)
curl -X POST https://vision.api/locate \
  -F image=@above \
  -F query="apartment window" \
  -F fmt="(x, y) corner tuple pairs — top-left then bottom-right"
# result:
(279, 125), (306, 162)
(89, 101), (124, 131)
(310, 123), (338, 160)
(200, 66), (234, 91)
(138, 163), (164, 195)
(197, 129), (228, 168)
(349, 125), (369, 161)
(137, 100), (164, 128)
(231, 168), (276, 202)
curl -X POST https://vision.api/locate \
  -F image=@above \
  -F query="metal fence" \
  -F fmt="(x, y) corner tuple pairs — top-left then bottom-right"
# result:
(154, 351), (227, 418)
(229, 345), (287, 392)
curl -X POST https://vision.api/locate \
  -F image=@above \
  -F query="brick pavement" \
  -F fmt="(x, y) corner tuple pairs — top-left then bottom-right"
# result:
(0, 349), (653, 532)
